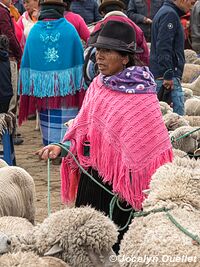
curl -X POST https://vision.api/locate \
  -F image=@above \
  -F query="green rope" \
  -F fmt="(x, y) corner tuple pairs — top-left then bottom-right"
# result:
(133, 207), (172, 218)
(52, 143), (115, 196)
(47, 158), (51, 216)
(166, 211), (200, 245)
(171, 127), (200, 143)
(48, 143), (135, 231)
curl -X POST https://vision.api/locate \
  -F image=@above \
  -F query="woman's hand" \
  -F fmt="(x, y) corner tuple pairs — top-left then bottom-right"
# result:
(35, 145), (61, 160)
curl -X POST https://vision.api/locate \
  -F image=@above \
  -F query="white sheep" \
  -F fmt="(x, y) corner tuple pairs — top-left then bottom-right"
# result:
(182, 63), (200, 83)
(185, 98), (200, 116)
(183, 115), (200, 126)
(172, 148), (188, 158)
(182, 87), (193, 101)
(159, 102), (173, 116)
(182, 75), (200, 96)
(169, 125), (200, 153)
(0, 159), (8, 168)
(184, 49), (199, 64)
(0, 206), (118, 267)
(0, 160), (36, 224)
(163, 112), (189, 131)
(0, 251), (70, 267)
(119, 158), (200, 267)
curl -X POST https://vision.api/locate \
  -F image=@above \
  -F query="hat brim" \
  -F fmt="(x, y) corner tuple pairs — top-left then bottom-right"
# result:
(40, 1), (67, 7)
(91, 42), (144, 54)
(99, 0), (125, 14)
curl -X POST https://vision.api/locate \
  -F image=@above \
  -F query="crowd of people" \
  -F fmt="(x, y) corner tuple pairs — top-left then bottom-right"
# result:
(0, 0), (199, 253)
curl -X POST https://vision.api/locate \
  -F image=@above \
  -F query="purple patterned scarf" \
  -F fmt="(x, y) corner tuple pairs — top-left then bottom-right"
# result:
(101, 66), (157, 94)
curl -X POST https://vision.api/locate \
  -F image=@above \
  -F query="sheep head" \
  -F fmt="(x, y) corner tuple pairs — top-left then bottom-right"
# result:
(143, 159), (200, 210)
(159, 102), (173, 116)
(163, 112), (189, 131)
(34, 207), (118, 267)
(0, 232), (11, 254)
(170, 126), (199, 153)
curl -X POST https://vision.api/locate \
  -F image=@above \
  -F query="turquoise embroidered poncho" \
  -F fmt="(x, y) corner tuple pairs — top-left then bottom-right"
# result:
(18, 18), (85, 124)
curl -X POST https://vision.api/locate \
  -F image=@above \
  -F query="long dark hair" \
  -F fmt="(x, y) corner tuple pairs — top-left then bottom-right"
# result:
(118, 51), (145, 67)
(63, 0), (72, 11)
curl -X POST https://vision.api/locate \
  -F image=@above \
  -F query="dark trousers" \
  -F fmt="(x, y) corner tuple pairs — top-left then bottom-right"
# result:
(0, 100), (10, 113)
(75, 168), (133, 253)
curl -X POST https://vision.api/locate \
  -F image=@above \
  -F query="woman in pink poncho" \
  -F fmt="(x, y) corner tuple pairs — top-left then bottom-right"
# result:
(37, 20), (173, 252)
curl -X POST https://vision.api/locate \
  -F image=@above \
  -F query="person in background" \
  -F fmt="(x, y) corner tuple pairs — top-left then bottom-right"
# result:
(36, 21), (173, 253)
(9, 2), (25, 50)
(17, 0), (39, 39)
(13, 0), (25, 14)
(191, 0), (200, 54)
(150, 0), (197, 116)
(18, 0), (85, 147)
(10, 1), (21, 20)
(71, 0), (102, 25)
(83, 0), (149, 86)
(127, 0), (164, 42)
(0, 0), (23, 144)
(63, 0), (90, 43)
(94, 0), (149, 65)
(180, 11), (192, 49)
(0, 35), (13, 113)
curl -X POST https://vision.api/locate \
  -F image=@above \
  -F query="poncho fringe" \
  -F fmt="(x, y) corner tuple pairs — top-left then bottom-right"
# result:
(19, 65), (85, 97)
(61, 75), (173, 210)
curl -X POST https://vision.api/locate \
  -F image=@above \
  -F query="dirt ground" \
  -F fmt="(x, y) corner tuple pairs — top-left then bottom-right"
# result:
(15, 119), (64, 223)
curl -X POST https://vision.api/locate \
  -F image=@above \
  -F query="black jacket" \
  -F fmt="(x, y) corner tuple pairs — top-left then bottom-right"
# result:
(127, 0), (164, 41)
(0, 50), (13, 103)
(150, 0), (185, 80)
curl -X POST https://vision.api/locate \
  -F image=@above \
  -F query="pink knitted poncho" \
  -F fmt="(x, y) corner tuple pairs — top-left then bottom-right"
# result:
(61, 75), (173, 210)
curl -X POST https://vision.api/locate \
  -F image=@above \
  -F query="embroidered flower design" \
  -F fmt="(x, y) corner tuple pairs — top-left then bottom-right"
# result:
(143, 71), (150, 79)
(136, 84), (145, 90)
(127, 66), (135, 71)
(126, 89), (135, 93)
(125, 71), (131, 78)
(44, 48), (59, 62)
(40, 33), (60, 44)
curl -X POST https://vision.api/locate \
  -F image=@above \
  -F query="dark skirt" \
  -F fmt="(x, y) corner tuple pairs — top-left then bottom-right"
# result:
(75, 168), (133, 253)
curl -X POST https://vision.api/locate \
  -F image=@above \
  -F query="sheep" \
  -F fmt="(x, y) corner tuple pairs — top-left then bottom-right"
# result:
(0, 206), (118, 267)
(0, 161), (36, 224)
(163, 112), (189, 131)
(182, 63), (200, 83)
(182, 75), (200, 96)
(0, 159), (8, 168)
(0, 112), (16, 137)
(182, 87), (193, 101)
(183, 116), (200, 126)
(0, 251), (70, 267)
(185, 98), (200, 116)
(169, 125), (200, 153)
(184, 49), (199, 64)
(159, 101), (173, 116)
(119, 158), (200, 267)
(172, 148), (188, 158)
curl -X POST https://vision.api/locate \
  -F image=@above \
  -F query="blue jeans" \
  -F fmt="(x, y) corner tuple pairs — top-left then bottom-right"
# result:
(156, 78), (185, 115)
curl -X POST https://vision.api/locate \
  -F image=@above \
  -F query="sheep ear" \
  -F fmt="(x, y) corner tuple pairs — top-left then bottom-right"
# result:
(194, 148), (200, 156)
(143, 189), (151, 195)
(44, 243), (63, 256)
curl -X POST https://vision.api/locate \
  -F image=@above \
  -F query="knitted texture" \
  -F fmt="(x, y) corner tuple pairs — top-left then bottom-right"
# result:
(61, 75), (173, 210)
(18, 18), (85, 124)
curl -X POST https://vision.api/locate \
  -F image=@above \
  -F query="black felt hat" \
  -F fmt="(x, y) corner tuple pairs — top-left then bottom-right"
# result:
(91, 20), (143, 54)
(99, 0), (125, 14)
(40, 0), (67, 7)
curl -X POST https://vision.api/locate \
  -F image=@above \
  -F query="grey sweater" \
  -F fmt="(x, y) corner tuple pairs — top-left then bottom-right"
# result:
(191, 0), (200, 42)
